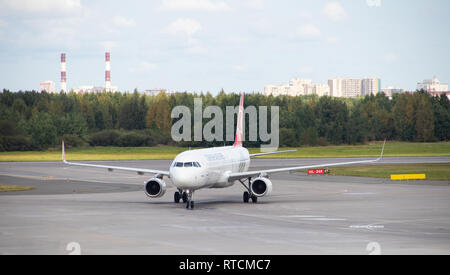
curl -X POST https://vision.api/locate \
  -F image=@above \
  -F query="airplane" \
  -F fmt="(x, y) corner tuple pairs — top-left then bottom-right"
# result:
(62, 94), (386, 209)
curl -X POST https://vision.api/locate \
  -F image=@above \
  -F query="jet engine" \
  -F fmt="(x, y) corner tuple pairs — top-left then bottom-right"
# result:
(144, 178), (166, 198)
(250, 177), (273, 197)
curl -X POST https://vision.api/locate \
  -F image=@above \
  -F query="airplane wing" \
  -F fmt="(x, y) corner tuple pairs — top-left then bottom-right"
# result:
(62, 141), (170, 177)
(229, 140), (386, 182)
(249, 150), (297, 158)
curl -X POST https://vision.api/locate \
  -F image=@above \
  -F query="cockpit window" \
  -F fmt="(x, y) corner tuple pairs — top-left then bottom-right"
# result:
(174, 162), (201, 168)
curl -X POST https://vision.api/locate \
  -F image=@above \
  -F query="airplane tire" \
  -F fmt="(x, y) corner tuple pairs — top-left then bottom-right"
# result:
(174, 192), (180, 203)
(251, 195), (258, 203)
(182, 192), (188, 203)
(190, 201), (194, 209)
(243, 191), (250, 203)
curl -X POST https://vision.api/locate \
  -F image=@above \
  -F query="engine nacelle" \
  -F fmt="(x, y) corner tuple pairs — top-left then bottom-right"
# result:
(144, 178), (166, 198)
(250, 177), (273, 197)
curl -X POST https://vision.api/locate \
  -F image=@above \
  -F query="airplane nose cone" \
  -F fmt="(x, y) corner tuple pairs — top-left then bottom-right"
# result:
(171, 169), (198, 189)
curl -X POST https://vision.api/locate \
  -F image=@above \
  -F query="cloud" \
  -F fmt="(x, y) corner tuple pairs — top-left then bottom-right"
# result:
(164, 19), (207, 54)
(323, 2), (347, 21)
(326, 36), (339, 44)
(186, 45), (207, 55)
(100, 41), (120, 51)
(384, 53), (398, 63)
(113, 16), (136, 28)
(23, 24), (81, 50)
(366, 0), (382, 8)
(184, 37), (206, 54)
(244, 0), (264, 9)
(233, 64), (248, 71)
(294, 24), (321, 41)
(3, 16), (85, 50)
(0, 18), (7, 28)
(299, 67), (313, 74)
(299, 11), (313, 20)
(247, 18), (274, 36)
(0, 0), (86, 49)
(159, 0), (230, 12)
(165, 18), (202, 37)
(130, 61), (157, 73)
(0, 0), (82, 14)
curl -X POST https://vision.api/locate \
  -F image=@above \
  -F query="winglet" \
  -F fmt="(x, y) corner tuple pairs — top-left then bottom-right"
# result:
(62, 140), (66, 163)
(233, 94), (244, 147)
(379, 139), (386, 160)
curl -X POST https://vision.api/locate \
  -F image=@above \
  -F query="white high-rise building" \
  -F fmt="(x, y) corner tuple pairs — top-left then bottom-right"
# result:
(267, 77), (382, 98)
(328, 78), (343, 97)
(265, 78), (328, 97)
(361, 78), (381, 96)
(342, 79), (362, 98)
(329, 78), (362, 98)
(382, 87), (405, 98)
(329, 77), (381, 98)
(143, 89), (167, 96)
(314, 84), (329, 97)
(417, 76), (448, 92)
(264, 85), (279, 96)
(74, 85), (118, 94)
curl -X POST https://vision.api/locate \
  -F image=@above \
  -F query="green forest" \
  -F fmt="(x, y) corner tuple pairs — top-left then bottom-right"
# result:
(0, 89), (449, 151)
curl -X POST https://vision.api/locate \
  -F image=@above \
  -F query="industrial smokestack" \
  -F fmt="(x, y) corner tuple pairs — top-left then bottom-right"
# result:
(61, 53), (67, 93)
(105, 52), (111, 91)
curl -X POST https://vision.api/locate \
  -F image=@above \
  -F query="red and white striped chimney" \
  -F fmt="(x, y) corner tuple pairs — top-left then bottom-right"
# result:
(105, 52), (111, 91)
(61, 53), (67, 93)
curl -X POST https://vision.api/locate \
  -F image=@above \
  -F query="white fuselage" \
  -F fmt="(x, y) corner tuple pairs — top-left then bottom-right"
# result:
(169, 146), (250, 190)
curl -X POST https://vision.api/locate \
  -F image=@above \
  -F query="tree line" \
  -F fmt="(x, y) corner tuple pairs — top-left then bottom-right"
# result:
(0, 89), (448, 151)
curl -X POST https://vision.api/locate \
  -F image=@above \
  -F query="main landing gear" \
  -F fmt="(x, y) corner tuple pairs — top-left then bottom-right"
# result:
(239, 178), (258, 204)
(174, 190), (181, 203)
(174, 189), (194, 209)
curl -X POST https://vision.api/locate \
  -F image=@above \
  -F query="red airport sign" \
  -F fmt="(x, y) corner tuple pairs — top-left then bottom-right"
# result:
(308, 169), (324, 175)
(308, 169), (329, 175)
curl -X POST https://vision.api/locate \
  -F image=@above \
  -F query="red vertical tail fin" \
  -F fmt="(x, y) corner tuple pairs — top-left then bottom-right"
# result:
(234, 94), (244, 147)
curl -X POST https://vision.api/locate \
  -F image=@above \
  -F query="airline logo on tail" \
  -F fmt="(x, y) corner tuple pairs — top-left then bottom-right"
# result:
(234, 94), (244, 147)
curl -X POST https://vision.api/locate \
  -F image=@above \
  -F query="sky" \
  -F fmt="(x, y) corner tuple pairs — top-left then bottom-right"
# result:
(0, 0), (449, 94)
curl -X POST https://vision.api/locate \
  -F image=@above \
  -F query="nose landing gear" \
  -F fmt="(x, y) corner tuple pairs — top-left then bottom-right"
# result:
(174, 190), (189, 203)
(174, 190), (195, 209)
(185, 190), (194, 210)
